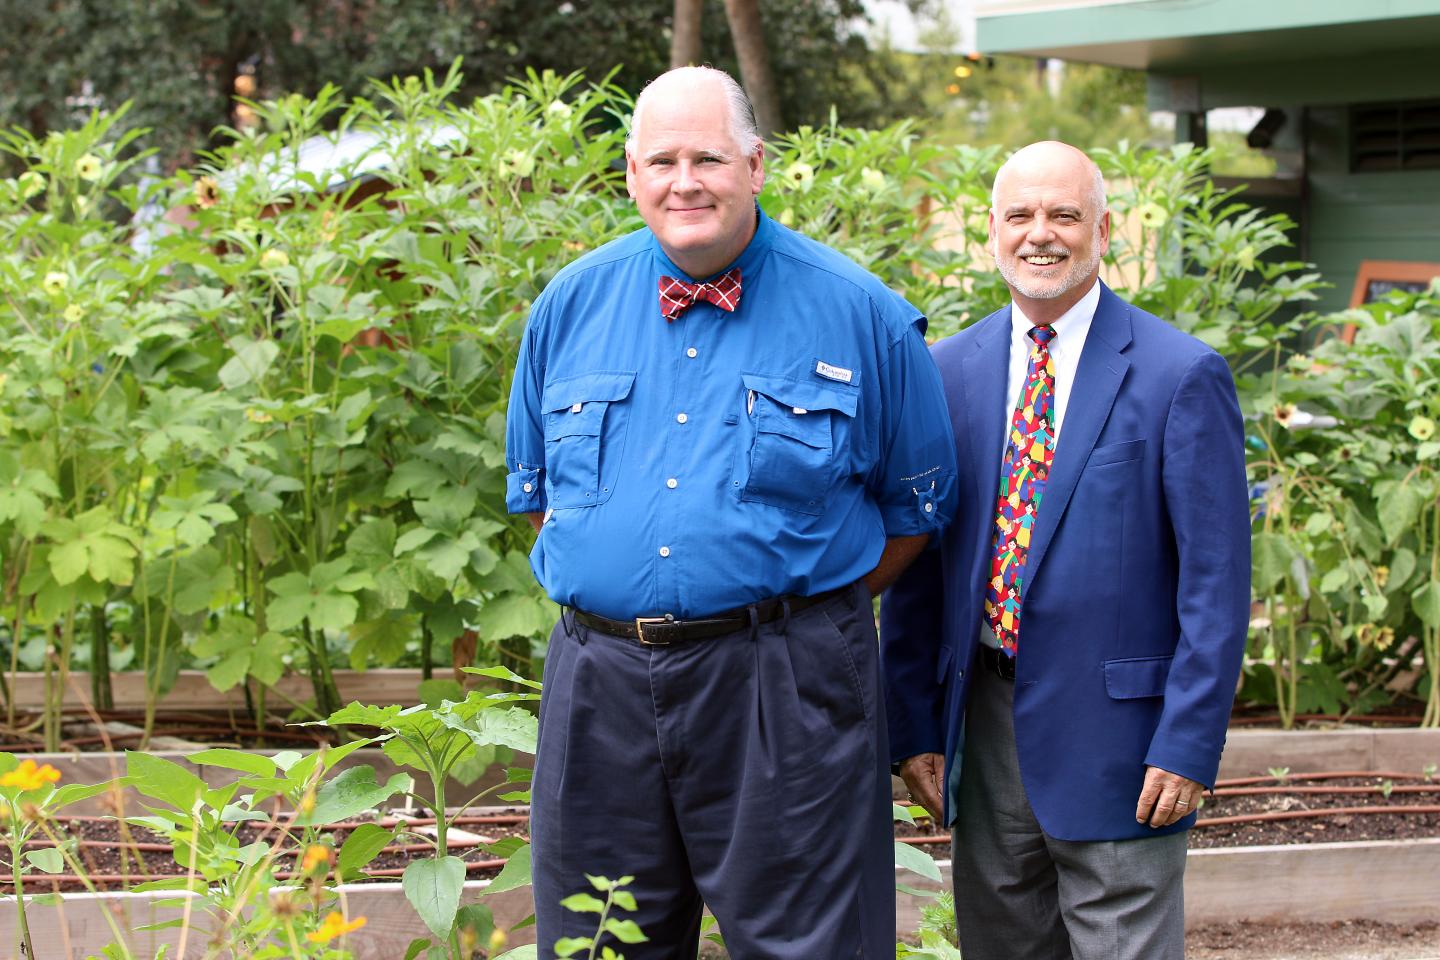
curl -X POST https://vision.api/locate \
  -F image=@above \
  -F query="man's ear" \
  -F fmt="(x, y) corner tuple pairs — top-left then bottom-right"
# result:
(1097, 209), (1111, 257)
(987, 210), (998, 258)
(625, 149), (638, 201)
(748, 140), (765, 195)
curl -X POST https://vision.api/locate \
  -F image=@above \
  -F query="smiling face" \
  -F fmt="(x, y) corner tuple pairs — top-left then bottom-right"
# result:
(989, 142), (1110, 324)
(625, 72), (765, 280)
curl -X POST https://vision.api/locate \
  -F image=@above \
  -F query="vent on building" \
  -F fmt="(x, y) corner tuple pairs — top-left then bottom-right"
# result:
(1351, 100), (1440, 172)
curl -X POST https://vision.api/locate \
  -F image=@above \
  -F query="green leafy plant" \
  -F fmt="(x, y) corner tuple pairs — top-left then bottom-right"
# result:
(313, 664), (539, 959)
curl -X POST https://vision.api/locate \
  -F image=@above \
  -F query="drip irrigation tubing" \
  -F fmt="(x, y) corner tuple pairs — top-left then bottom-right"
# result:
(1214, 784), (1440, 797)
(1214, 770), (1430, 787)
(1195, 804), (1440, 828)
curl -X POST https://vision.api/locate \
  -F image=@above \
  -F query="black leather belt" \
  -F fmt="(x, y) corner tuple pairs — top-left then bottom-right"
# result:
(570, 584), (853, 646)
(978, 644), (1017, 681)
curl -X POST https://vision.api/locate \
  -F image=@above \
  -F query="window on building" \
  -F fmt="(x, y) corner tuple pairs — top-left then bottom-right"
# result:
(1350, 100), (1440, 172)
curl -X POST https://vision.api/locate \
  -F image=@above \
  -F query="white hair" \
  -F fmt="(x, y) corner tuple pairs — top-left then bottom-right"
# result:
(991, 145), (1108, 215)
(626, 66), (762, 157)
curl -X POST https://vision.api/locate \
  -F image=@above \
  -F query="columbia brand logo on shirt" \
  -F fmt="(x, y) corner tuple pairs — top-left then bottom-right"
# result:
(815, 360), (854, 384)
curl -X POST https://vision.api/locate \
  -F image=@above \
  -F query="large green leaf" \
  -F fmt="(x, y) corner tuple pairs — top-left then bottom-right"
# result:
(218, 336), (280, 390)
(403, 855), (466, 938)
(296, 766), (410, 826)
(437, 705), (539, 755)
(1376, 480), (1428, 546)
(338, 823), (396, 877)
(1251, 532), (1296, 594)
(1414, 580), (1440, 629)
(481, 842), (532, 896)
(894, 840), (942, 883)
(127, 752), (206, 811)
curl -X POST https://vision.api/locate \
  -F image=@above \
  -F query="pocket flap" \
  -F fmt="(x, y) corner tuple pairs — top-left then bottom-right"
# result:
(541, 371), (637, 413)
(1103, 655), (1173, 699)
(742, 373), (858, 418)
(1088, 438), (1145, 467)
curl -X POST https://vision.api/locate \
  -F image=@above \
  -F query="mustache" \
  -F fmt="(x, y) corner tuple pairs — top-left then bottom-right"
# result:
(1015, 245), (1070, 258)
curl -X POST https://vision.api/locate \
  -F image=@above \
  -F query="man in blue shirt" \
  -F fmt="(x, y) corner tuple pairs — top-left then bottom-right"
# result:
(505, 66), (957, 958)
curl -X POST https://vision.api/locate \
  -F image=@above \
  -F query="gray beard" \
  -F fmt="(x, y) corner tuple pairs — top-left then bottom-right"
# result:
(998, 249), (1101, 301)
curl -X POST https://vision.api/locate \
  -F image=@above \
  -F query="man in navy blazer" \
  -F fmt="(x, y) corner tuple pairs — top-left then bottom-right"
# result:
(881, 141), (1249, 959)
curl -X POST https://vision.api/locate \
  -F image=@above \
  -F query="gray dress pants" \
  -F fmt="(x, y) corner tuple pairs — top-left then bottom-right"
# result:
(951, 659), (1188, 960)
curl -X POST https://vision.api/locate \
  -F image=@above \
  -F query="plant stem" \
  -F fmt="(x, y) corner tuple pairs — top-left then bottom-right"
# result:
(90, 603), (112, 710)
(10, 834), (37, 960)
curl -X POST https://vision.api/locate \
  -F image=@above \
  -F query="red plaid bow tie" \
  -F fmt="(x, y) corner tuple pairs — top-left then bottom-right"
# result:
(658, 269), (743, 321)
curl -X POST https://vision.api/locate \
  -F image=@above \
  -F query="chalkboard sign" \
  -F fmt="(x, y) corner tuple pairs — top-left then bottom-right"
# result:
(1349, 260), (1440, 307)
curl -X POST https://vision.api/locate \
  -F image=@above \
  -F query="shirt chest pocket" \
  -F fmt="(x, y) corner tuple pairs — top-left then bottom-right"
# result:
(738, 372), (859, 516)
(542, 371), (637, 509)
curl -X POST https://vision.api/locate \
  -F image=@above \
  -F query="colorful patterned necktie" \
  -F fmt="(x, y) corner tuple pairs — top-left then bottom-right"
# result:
(985, 324), (1057, 656)
(658, 269), (742, 321)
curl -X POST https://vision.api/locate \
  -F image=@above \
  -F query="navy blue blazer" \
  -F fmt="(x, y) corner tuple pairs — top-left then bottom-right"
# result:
(880, 283), (1250, 842)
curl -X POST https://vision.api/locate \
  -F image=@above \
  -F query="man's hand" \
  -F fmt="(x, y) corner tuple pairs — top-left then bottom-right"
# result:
(1135, 765), (1205, 828)
(899, 752), (945, 823)
(525, 511), (543, 533)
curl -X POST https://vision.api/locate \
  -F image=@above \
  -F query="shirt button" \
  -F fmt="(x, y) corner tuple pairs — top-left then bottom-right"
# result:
(792, 407), (808, 415)
(666, 478), (678, 489)
(570, 402), (582, 413)
(522, 482), (534, 493)
(924, 502), (934, 513)
(659, 546), (671, 558)
(686, 348), (698, 358)
(676, 412), (688, 424)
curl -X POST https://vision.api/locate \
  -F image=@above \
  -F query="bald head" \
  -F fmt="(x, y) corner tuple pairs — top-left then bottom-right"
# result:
(992, 141), (1106, 217)
(627, 66), (762, 158)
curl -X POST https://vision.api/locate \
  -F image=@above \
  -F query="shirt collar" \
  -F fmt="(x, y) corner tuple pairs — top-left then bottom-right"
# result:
(1009, 278), (1101, 346)
(649, 202), (773, 284)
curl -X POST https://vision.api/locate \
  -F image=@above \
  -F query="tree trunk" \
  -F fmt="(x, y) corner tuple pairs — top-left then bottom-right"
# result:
(671, 0), (704, 68)
(722, 0), (782, 139)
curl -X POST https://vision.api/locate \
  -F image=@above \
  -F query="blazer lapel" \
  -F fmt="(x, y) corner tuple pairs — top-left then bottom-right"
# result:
(962, 309), (1011, 558)
(1024, 285), (1133, 589)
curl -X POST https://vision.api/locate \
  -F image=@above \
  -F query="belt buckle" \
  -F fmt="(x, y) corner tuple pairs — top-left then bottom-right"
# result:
(634, 616), (673, 645)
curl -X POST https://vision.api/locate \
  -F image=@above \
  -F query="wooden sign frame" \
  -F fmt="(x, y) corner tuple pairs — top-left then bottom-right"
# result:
(1349, 259), (1440, 308)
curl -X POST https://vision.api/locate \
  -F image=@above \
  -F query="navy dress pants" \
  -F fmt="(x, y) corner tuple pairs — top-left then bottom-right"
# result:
(530, 582), (894, 959)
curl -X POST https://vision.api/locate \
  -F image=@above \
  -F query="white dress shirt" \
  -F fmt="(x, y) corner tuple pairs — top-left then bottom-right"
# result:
(999, 279), (1101, 461)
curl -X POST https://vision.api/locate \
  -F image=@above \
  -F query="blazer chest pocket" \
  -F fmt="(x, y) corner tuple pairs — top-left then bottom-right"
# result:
(541, 371), (636, 508)
(739, 372), (858, 515)
(1088, 438), (1145, 467)
(1103, 654), (1172, 699)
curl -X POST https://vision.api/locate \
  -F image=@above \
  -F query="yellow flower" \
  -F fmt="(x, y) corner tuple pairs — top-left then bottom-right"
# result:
(300, 843), (332, 874)
(259, 248), (290, 270)
(244, 407), (273, 424)
(306, 911), (366, 943)
(1373, 565), (1390, 589)
(859, 167), (886, 193)
(1136, 202), (1168, 228)
(1409, 415), (1436, 441)
(193, 176), (221, 209)
(17, 171), (45, 199)
(1236, 244), (1257, 271)
(75, 154), (104, 182)
(488, 927), (508, 953)
(0, 759), (62, 792)
(297, 789), (316, 815)
(43, 271), (69, 296)
(1273, 403), (1297, 429)
(63, 303), (84, 324)
(777, 208), (795, 228)
(782, 161), (814, 192)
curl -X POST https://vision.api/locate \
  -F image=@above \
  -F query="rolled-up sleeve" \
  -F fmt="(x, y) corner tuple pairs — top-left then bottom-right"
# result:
(504, 306), (548, 515)
(869, 319), (959, 536)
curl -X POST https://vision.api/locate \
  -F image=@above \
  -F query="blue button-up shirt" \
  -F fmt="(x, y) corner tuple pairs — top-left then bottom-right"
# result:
(505, 206), (957, 620)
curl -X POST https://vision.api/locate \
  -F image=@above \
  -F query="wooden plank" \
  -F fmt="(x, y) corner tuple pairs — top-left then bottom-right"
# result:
(1218, 728), (1440, 779)
(0, 880), (537, 960)
(27, 747), (528, 815)
(5, 669), (432, 712)
(1184, 838), (1440, 927)
(4, 841), (1438, 956)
